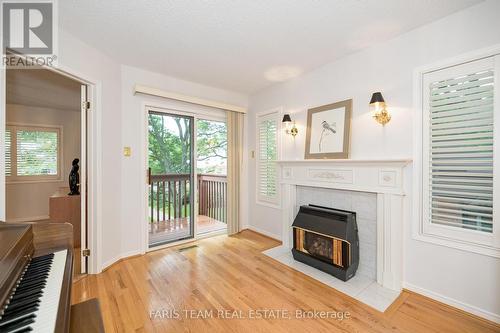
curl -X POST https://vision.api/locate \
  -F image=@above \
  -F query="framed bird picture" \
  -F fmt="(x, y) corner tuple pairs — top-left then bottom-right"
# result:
(304, 99), (352, 159)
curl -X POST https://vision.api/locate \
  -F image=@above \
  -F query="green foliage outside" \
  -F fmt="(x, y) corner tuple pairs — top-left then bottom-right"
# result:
(147, 114), (227, 223)
(6, 129), (58, 176)
(148, 115), (227, 175)
(196, 119), (227, 174)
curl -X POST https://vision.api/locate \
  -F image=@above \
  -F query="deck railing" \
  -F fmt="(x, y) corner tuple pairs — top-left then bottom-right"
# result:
(148, 173), (227, 224)
(198, 174), (227, 223)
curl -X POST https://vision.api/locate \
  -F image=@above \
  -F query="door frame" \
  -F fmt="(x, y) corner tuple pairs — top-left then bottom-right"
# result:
(141, 103), (227, 253)
(0, 57), (102, 274)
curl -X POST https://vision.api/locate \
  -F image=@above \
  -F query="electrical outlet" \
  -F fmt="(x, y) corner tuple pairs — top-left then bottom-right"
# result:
(251, 150), (255, 158)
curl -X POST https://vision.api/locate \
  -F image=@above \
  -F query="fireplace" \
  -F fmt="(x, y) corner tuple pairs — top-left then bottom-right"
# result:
(292, 205), (359, 281)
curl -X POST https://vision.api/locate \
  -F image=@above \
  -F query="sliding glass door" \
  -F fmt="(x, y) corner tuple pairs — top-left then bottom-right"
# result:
(148, 111), (194, 247)
(196, 118), (228, 235)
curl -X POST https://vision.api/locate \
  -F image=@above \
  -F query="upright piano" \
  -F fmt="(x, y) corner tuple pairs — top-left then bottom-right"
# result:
(0, 222), (103, 333)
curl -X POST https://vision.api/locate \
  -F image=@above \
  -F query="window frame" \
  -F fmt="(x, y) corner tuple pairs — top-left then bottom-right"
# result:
(255, 108), (282, 208)
(413, 48), (500, 258)
(6, 123), (63, 184)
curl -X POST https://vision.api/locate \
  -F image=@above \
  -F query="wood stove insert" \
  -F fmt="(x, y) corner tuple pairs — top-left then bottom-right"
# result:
(292, 205), (359, 281)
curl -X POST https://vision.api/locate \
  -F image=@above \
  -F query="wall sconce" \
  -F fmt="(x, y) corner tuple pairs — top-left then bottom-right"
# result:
(370, 92), (391, 126)
(282, 114), (298, 137)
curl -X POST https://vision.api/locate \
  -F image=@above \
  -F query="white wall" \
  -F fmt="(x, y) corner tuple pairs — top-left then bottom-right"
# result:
(120, 65), (248, 257)
(6, 104), (80, 221)
(55, 29), (123, 271)
(247, 0), (500, 321)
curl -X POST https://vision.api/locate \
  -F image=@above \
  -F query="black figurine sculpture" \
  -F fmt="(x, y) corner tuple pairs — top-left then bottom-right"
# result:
(68, 158), (80, 195)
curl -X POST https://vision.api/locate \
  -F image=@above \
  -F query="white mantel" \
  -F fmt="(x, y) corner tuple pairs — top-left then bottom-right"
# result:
(277, 158), (411, 291)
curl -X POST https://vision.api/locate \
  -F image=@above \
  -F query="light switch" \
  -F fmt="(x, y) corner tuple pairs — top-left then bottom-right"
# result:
(123, 146), (131, 157)
(251, 150), (255, 158)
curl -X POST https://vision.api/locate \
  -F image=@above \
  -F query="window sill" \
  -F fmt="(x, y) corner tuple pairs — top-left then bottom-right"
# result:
(256, 199), (281, 210)
(413, 231), (500, 258)
(6, 178), (64, 185)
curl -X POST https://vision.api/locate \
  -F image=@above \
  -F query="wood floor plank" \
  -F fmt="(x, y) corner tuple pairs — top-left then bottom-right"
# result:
(72, 230), (500, 333)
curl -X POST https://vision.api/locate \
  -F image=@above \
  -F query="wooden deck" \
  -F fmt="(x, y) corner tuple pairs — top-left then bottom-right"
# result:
(149, 215), (226, 245)
(72, 230), (500, 333)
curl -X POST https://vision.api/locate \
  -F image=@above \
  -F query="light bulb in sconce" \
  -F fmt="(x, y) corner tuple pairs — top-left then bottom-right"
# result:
(282, 114), (298, 137)
(370, 92), (391, 126)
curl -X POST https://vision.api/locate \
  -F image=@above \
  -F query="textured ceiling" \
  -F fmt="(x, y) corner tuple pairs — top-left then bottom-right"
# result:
(59, 0), (482, 94)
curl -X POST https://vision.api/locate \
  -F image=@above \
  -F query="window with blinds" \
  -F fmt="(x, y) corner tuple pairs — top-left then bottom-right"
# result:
(5, 125), (61, 181)
(5, 129), (11, 177)
(257, 112), (279, 204)
(421, 55), (499, 251)
(428, 67), (494, 233)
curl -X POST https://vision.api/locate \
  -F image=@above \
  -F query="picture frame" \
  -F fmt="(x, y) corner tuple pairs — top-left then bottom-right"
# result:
(304, 99), (352, 159)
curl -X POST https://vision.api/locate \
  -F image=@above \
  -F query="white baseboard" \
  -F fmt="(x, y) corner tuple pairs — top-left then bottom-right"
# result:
(100, 255), (121, 272)
(100, 249), (143, 272)
(403, 282), (500, 323)
(6, 215), (50, 223)
(246, 225), (282, 241)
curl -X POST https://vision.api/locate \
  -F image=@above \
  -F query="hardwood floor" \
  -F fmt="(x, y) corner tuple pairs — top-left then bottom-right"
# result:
(72, 230), (500, 333)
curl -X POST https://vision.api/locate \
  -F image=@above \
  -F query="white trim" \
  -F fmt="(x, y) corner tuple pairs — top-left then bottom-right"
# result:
(0, 11), (5, 221)
(196, 229), (227, 240)
(277, 159), (412, 165)
(197, 112), (227, 123)
(141, 102), (230, 252)
(134, 84), (246, 113)
(278, 159), (409, 291)
(100, 255), (121, 271)
(5, 123), (63, 183)
(255, 107), (282, 208)
(412, 46), (500, 258)
(100, 249), (143, 271)
(247, 225), (281, 241)
(255, 200), (281, 210)
(403, 282), (500, 324)
(0, 54), (102, 274)
(5, 179), (65, 185)
(79, 84), (87, 274)
(141, 102), (149, 255)
(5, 215), (50, 223)
(414, 44), (500, 76)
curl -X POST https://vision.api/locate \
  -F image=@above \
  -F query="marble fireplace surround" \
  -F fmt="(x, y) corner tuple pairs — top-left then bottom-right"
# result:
(267, 159), (411, 302)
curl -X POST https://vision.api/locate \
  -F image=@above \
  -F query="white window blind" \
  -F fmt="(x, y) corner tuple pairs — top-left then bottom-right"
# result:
(5, 129), (11, 177)
(5, 125), (61, 181)
(428, 66), (494, 233)
(420, 55), (500, 254)
(257, 113), (279, 204)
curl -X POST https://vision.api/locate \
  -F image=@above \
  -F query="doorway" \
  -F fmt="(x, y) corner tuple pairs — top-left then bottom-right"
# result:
(147, 111), (195, 247)
(146, 108), (229, 248)
(4, 67), (91, 276)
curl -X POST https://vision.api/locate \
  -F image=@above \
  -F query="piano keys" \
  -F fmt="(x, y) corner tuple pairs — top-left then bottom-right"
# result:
(0, 223), (103, 333)
(0, 250), (68, 332)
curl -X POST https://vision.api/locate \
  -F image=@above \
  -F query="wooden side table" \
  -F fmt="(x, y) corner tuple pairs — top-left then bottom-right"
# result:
(49, 188), (81, 247)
